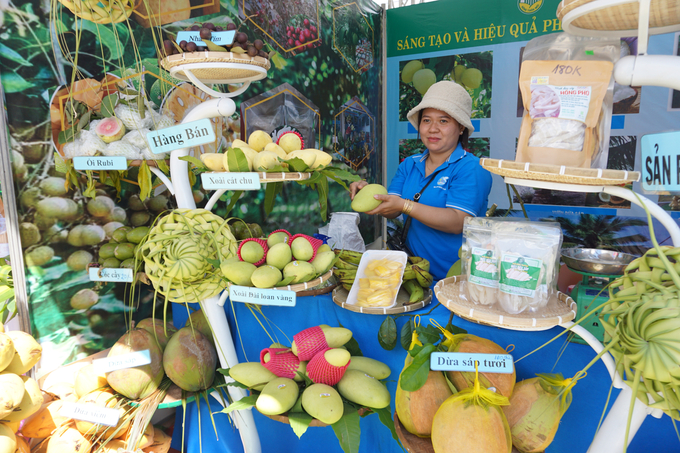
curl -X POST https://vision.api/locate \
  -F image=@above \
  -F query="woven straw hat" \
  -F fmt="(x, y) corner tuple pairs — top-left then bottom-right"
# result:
(407, 81), (474, 135)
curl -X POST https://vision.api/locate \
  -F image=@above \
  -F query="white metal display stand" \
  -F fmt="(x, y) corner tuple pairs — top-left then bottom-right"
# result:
(159, 65), (268, 453)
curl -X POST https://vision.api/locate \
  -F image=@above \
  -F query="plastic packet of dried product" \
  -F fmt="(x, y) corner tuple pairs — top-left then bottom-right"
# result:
(461, 217), (499, 306)
(493, 221), (562, 315)
(517, 33), (619, 169)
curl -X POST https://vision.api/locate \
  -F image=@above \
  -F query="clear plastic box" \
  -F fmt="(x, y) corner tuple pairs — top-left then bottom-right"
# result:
(347, 250), (408, 309)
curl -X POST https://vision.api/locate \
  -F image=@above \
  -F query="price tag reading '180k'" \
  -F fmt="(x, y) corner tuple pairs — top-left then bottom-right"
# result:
(201, 172), (261, 190)
(229, 286), (296, 307)
(430, 352), (514, 374)
(89, 267), (133, 283)
(146, 118), (216, 154)
(73, 156), (127, 171)
(641, 130), (680, 194)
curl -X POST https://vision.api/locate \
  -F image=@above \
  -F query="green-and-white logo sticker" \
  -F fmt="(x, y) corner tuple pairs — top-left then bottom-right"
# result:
(499, 253), (542, 297)
(469, 247), (499, 288)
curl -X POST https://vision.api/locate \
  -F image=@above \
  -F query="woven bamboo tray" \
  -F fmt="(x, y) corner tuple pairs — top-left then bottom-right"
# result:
(263, 407), (368, 427)
(161, 52), (270, 81)
(480, 158), (639, 186)
(557, 0), (680, 34)
(332, 286), (432, 315)
(434, 276), (576, 331)
(258, 172), (311, 182)
(273, 270), (333, 292)
(394, 413), (435, 453)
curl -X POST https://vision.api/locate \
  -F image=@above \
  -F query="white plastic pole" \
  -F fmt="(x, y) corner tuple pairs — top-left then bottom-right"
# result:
(169, 97), (261, 453)
(614, 55), (680, 91)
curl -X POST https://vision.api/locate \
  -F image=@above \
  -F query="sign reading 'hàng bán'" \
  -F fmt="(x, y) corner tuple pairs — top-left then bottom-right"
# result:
(430, 352), (514, 373)
(146, 118), (216, 154)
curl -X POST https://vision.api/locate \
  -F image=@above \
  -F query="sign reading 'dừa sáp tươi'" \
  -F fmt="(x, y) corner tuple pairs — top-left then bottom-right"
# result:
(229, 286), (296, 307)
(641, 130), (680, 194)
(73, 156), (128, 170)
(146, 118), (216, 154)
(430, 352), (514, 374)
(60, 402), (121, 427)
(201, 172), (261, 190)
(176, 30), (236, 46)
(93, 350), (152, 373)
(89, 267), (134, 283)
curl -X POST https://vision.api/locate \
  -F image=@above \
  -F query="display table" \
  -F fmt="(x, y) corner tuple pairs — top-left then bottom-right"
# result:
(170, 291), (678, 453)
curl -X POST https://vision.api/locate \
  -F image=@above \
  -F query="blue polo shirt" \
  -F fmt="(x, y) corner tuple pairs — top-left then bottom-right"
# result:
(388, 144), (492, 281)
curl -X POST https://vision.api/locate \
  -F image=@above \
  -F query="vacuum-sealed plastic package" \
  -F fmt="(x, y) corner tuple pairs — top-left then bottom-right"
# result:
(493, 221), (562, 315)
(461, 217), (498, 306)
(517, 33), (619, 169)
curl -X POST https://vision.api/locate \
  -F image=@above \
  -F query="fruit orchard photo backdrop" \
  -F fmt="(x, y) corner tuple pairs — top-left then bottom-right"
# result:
(0, 0), (383, 376)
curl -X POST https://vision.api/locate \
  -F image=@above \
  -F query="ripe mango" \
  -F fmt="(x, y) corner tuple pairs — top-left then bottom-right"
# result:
(253, 151), (284, 171)
(324, 348), (351, 367)
(221, 261), (257, 286)
(231, 139), (249, 149)
(278, 133), (302, 153)
(240, 241), (265, 264)
(283, 261), (315, 284)
(290, 237), (313, 261)
(318, 244), (332, 253)
(311, 250), (335, 275)
(351, 184), (387, 212)
(229, 362), (277, 391)
(291, 327), (352, 357)
(267, 232), (289, 247)
(248, 130), (272, 152)
(266, 243), (292, 270)
(336, 369), (391, 409)
(255, 377), (299, 415)
(301, 384), (344, 425)
(346, 356), (391, 379)
(251, 265), (282, 288)
(285, 149), (317, 169)
(264, 143), (288, 159)
(224, 147), (253, 172)
(309, 149), (333, 169)
(200, 153), (225, 171)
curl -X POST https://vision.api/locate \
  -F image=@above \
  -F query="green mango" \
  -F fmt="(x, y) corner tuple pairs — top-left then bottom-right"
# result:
(351, 184), (387, 212)
(336, 369), (391, 409)
(255, 377), (299, 415)
(302, 384), (344, 424)
(229, 362), (277, 391)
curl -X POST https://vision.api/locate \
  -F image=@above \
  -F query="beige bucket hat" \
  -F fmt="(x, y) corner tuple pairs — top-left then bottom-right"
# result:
(406, 81), (475, 135)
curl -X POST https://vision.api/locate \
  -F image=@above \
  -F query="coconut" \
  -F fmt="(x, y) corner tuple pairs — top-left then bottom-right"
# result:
(503, 374), (574, 453)
(396, 365), (453, 437)
(446, 334), (516, 397)
(163, 327), (217, 392)
(46, 426), (92, 453)
(431, 374), (511, 453)
(74, 363), (107, 398)
(74, 389), (128, 437)
(136, 318), (178, 350)
(105, 329), (164, 400)
(21, 400), (71, 438)
(2, 376), (44, 423)
(183, 310), (214, 346)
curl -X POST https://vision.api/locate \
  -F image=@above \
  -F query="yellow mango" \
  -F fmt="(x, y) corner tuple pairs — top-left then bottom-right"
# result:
(337, 370), (391, 409)
(346, 356), (391, 379)
(228, 362), (277, 391)
(199, 153), (225, 171)
(301, 384), (343, 424)
(255, 377), (299, 415)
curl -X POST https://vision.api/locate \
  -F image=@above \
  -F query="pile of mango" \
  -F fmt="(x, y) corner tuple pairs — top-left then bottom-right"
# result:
(200, 130), (333, 172)
(222, 231), (336, 289)
(227, 325), (391, 426)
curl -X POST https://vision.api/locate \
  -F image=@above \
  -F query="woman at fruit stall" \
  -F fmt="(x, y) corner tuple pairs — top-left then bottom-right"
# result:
(350, 81), (492, 281)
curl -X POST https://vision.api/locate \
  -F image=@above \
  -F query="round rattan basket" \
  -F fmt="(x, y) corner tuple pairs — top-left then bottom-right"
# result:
(480, 158), (640, 186)
(162, 52), (270, 84)
(273, 270), (333, 293)
(332, 286), (432, 315)
(257, 172), (311, 182)
(557, 0), (680, 36)
(434, 276), (576, 331)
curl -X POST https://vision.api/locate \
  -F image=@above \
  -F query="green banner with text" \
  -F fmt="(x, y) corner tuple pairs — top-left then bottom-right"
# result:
(386, 0), (563, 57)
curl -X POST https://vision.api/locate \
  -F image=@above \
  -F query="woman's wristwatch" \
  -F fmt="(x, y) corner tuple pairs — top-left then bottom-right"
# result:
(402, 199), (415, 215)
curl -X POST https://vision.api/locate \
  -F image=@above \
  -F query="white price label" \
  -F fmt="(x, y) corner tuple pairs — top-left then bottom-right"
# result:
(93, 350), (152, 373)
(60, 402), (120, 427)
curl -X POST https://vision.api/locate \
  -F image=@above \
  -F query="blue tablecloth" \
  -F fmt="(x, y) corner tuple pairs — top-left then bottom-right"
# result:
(170, 292), (679, 453)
